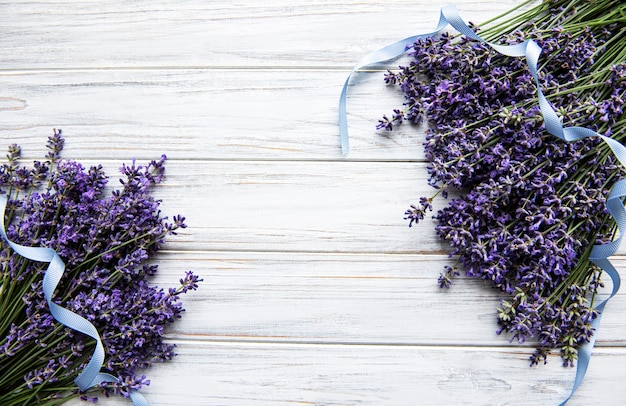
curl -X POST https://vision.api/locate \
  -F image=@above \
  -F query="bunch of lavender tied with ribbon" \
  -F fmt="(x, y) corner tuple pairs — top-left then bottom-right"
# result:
(0, 130), (200, 405)
(377, 0), (626, 368)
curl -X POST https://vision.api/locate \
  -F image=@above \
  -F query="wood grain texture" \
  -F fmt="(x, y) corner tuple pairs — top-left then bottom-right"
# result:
(65, 342), (626, 406)
(0, 68), (438, 161)
(0, 1), (522, 69)
(135, 251), (626, 346)
(1, 0), (624, 405)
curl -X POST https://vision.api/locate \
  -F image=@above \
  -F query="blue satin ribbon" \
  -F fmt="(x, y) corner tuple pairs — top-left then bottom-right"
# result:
(339, 4), (626, 404)
(0, 195), (149, 406)
(338, 8), (450, 154)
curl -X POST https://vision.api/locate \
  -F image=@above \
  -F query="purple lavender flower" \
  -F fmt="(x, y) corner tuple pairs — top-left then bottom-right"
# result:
(380, 6), (626, 366)
(0, 130), (201, 405)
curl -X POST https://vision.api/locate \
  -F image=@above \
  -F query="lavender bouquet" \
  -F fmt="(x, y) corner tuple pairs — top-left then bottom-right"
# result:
(379, 0), (625, 366)
(0, 130), (200, 404)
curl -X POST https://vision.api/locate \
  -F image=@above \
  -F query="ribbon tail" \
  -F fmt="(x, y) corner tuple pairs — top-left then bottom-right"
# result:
(339, 8), (451, 154)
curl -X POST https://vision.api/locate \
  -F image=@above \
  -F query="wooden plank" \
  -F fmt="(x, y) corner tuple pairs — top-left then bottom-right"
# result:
(0, 1), (525, 69)
(0, 68), (428, 161)
(151, 251), (626, 346)
(109, 160), (453, 253)
(62, 340), (626, 406)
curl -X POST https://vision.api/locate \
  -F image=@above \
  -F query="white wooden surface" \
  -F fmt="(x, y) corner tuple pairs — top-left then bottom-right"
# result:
(1, 1), (625, 405)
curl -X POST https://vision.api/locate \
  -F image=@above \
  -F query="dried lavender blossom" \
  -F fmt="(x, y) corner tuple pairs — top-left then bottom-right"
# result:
(0, 130), (201, 405)
(381, 0), (626, 366)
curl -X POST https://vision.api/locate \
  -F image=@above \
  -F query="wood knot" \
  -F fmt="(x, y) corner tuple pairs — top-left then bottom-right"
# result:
(0, 97), (27, 111)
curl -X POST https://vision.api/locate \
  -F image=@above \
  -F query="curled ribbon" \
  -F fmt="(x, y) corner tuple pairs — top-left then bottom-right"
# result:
(0, 195), (149, 406)
(339, 4), (626, 404)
